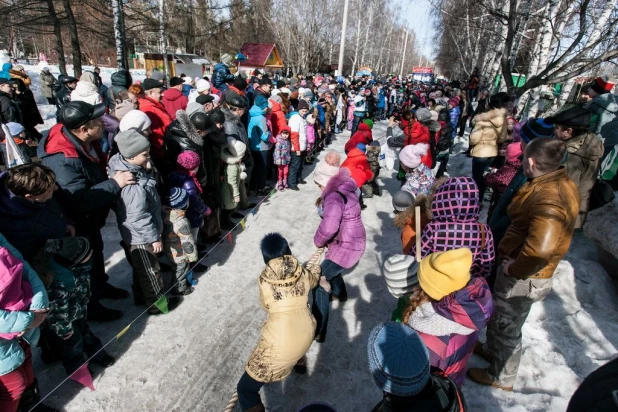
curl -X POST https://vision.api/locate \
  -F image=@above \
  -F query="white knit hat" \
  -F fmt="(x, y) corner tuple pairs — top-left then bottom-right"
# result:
(313, 161), (340, 187)
(384, 255), (419, 298)
(196, 79), (210, 93)
(399, 143), (429, 169)
(119, 110), (152, 133)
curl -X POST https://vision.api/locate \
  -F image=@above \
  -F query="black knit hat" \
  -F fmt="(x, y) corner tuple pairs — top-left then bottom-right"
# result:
(276, 80), (286, 88)
(546, 107), (591, 128)
(260, 76), (273, 86)
(45, 237), (91, 267)
(520, 118), (554, 143)
(169, 77), (184, 87)
(233, 76), (247, 91)
(260, 233), (292, 264)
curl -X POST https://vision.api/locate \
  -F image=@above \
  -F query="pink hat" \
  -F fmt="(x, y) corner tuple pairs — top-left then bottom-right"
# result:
(506, 142), (523, 163)
(399, 143), (429, 169)
(177, 151), (200, 170)
(448, 97), (460, 107)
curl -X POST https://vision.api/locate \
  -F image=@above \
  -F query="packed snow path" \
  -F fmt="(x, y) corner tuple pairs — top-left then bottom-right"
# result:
(33, 121), (618, 411)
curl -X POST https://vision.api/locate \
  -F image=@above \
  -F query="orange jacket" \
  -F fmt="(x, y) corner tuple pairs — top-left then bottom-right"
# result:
(341, 149), (374, 188)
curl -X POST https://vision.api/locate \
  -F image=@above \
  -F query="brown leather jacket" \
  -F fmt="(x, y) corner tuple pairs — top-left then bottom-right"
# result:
(498, 168), (580, 279)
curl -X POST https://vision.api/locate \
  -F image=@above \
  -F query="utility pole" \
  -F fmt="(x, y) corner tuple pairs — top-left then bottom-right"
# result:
(159, 0), (170, 82)
(399, 29), (409, 78)
(336, 0), (350, 76)
(112, 0), (128, 70)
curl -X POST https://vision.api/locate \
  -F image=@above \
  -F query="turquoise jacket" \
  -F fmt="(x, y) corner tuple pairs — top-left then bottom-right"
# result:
(248, 105), (272, 152)
(0, 233), (49, 376)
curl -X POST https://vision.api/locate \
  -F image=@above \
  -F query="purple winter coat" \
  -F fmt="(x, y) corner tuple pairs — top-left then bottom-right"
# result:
(102, 113), (119, 149)
(314, 169), (366, 268)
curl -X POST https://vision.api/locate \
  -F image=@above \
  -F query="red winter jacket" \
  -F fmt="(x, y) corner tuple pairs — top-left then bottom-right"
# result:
(341, 148), (374, 188)
(138, 97), (173, 160)
(161, 88), (188, 120)
(344, 123), (373, 153)
(270, 100), (288, 139)
(403, 120), (432, 168)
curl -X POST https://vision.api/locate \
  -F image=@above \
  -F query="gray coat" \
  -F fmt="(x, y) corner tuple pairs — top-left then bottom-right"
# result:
(222, 106), (253, 172)
(107, 154), (163, 246)
(40, 71), (57, 99)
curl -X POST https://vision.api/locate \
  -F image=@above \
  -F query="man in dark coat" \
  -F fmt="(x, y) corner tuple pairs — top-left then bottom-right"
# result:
(106, 70), (133, 110)
(55, 75), (77, 111)
(38, 101), (136, 321)
(0, 78), (22, 124)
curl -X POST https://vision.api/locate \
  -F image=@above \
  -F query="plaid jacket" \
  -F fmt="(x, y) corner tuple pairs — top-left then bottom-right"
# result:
(411, 177), (495, 278)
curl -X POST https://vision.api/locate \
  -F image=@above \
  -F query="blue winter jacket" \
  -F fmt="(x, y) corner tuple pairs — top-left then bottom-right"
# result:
(316, 105), (326, 127)
(0, 63), (12, 80)
(377, 91), (386, 108)
(449, 106), (461, 140)
(248, 105), (272, 152)
(211, 63), (234, 93)
(0, 233), (49, 376)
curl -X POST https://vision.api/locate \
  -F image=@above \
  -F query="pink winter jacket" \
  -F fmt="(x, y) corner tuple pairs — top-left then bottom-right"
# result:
(0, 247), (33, 340)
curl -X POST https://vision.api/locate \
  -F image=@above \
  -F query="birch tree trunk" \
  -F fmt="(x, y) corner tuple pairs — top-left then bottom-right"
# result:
(61, 0), (82, 78)
(112, 0), (128, 70)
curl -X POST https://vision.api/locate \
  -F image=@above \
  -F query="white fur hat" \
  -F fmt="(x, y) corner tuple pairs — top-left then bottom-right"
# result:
(313, 161), (340, 187)
(196, 79), (211, 93)
(119, 110), (152, 133)
(221, 136), (246, 165)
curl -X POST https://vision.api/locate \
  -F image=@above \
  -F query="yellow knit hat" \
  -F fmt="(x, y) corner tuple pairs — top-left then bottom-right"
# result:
(418, 248), (473, 300)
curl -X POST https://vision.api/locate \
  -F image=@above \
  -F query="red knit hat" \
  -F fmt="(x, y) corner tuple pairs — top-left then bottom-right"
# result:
(590, 76), (616, 95)
(177, 151), (200, 170)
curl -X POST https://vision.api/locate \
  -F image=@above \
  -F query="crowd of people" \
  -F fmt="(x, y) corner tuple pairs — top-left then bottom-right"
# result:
(0, 57), (616, 411)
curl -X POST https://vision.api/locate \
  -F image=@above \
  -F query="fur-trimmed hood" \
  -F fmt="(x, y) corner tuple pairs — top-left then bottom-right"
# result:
(322, 168), (357, 199)
(393, 194), (431, 229)
(174, 110), (203, 147)
(424, 119), (442, 133)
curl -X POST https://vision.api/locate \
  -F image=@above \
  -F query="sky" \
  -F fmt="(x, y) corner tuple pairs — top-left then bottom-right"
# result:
(403, 0), (437, 63)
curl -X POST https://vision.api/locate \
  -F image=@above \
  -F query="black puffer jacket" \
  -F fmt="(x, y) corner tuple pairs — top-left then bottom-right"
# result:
(0, 91), (22, 124)
(165, 110), (208, 187)
(436, 109), (453, 153)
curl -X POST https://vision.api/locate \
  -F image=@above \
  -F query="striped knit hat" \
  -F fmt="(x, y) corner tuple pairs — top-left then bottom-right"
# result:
(166, 187), (189, 210)
(384, 254), (419, 298)
(368, 322), (430, 396)
(520, 118), (554, 143)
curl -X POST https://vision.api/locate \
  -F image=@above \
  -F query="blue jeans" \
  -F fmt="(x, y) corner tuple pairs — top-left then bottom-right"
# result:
(312, 259), (346, 339)
(472, 156), (495, 200)
(351, 115), (364, 135)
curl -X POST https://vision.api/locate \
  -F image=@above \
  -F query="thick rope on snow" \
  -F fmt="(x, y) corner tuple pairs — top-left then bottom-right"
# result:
(223, 391), (238, 412)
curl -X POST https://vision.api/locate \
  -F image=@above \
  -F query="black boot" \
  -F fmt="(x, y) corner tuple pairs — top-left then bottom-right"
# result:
(220, 209), (235, 230)
(18, 378), (60, 412)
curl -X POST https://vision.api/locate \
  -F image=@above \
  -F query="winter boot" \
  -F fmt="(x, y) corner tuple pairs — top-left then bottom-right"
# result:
(18, 378), (60, 412)
(220, 209), (235, 230)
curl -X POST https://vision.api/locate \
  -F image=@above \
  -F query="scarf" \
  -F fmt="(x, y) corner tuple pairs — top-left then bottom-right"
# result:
(178, 168), (203, 194)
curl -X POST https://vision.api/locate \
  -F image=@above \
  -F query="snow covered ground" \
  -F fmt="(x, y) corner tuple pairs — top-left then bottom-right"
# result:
(27, 120), (618, 411)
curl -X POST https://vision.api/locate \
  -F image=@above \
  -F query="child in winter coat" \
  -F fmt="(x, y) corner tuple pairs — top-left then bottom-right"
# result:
(273, 126), (292, 191)
(220, 136), (247, 230)
(403, 109), (432, 167)
(42, 237), (115, 377)
(485, 142), (523, 220)
(397, 248), (494, 386)
(168, 151), (212, 242)
(368, 322), (467, 412)
(0, 234), (51, 412)
(344, 122), (373, 153)
(0, 123), (32, 164)
(448, 97), (461, 142)
(392, 191), (431, 255)
(108, 130), (181, 315)
(162, 188), (198, 296)
(362, 142), (382, 198)
(305, 113), (317, 163)
(399, 144), (435, 197)
(411, 177), (495, 278)
(237, 233), (322, 412)
(341, 145), (374, 189)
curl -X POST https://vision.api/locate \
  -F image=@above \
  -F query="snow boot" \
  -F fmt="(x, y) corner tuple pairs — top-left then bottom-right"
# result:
(18, 379), (60, 412)
(220, 210), (235, 230)
(467, 368), (513, 391)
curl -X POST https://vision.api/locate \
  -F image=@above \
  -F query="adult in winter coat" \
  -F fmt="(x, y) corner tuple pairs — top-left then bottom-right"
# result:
(40, 67), (57, 105)
(586, 76), (617, 135)
(341, 148), (374, 188)
(54, 76), (77, 111)
(38, 102), (133, 321)
(548, 107), (604, 228)
(368, 322), (467, 412)
(106, 70), (132, 111)
(412, 177), (495, 278)
(0, 79), (22, 125)
(469, 137), (579, 392)
(435, 109), (454, 178)
(313, 167), (366, 342)
(400, 248), (493, 386)
(248, 101), (273, 195)
(0, 233), (51, 412)
(211, 63), (234, 94)
(9, 67), (43, 139)
(344, 122), (373, 153)
(221, 98), (254, 209)
(0, 165), (68, 264)
(138, 79), (173, 169)
(162, 77), (189, 120)
(469, 96), (508, 199)
(401, 111), (432, 168)
(164, 110), (212, 188)
(237, 234), (322, 411)
(70, 72), (102, 106)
